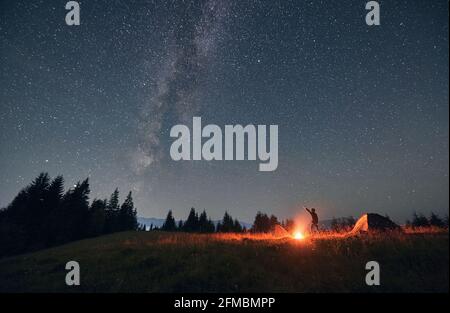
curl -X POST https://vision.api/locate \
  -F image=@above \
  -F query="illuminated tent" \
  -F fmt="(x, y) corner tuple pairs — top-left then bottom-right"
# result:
(272, 224), (290, 238)
(349, 213), (401, 234)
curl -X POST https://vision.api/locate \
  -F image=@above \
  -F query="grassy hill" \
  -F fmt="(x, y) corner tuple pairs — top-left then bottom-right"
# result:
(0, 231), (448, 292)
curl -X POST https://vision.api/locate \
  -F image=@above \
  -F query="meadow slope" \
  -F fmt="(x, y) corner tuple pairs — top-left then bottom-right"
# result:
(0, 231), (448, 292)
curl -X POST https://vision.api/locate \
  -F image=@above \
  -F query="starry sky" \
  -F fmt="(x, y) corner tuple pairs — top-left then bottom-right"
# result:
(0, 0), (448, 223)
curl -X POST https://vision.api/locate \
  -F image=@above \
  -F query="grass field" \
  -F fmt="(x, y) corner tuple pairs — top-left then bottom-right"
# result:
(0, 230), (448, 292)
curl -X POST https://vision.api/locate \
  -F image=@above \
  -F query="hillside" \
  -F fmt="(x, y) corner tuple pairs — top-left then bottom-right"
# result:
(0, 231), (448, 292)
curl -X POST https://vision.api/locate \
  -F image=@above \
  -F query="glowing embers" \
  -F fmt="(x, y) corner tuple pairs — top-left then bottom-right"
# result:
(293, 231), (305, 240)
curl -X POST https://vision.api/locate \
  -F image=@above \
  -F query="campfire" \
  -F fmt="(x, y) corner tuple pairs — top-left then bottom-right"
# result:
(293, 231), (305, 240)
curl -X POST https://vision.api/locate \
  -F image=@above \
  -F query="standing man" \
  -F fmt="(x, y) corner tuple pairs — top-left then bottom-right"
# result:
(305, 207), (319, 233)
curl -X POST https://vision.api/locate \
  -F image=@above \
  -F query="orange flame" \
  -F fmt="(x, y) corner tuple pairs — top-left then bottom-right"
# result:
(293, 231), (305, 240)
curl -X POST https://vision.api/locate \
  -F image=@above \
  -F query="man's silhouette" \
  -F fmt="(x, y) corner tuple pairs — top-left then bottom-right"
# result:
(305, 207), (319, 233)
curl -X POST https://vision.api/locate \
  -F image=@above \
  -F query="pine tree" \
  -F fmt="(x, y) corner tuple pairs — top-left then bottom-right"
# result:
(269, 214), (279, 231)
(218, 211), (235, 232)
(206, 218), (215, 233)
(251, 211), (271, 233)
(88, 199), (107, 236)
(45, 176), (64, 214)
(105, 188), (120, 233)
(233, 219), (243, 232)
(40, 175), (64, 246)
(58, 178), (90, 243)
(0, 173), (52, 255)
(196, 210), (216, 233)
(161, 210), (177, 231)
(412, 212), (430, 227)
(216, 221), (222, 232)
(26, 173), (51, 245)
(429, 212), (444, 228)
(198, 210), (210, 233)
(108, 188), (120, 211)
(183, 208), (199, 232)
(119, 191), (137, 231)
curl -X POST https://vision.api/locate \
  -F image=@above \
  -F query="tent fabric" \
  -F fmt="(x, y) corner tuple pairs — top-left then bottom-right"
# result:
(349, 213), (401, 235)
(272, 224), (290, 238)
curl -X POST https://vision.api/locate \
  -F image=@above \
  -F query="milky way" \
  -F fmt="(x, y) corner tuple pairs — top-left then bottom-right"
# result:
(133, 0), (230, 174)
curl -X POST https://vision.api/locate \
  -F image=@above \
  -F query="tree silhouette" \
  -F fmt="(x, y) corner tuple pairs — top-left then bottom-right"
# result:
(217, 211), (240, 232)
(329, 216), (355, 232)
(58, 179), (90, 243)
(233, 219), (243, 232)
(0, 173), (52, 255)
(198, 210), (215, 233)
(88, 199), (107, 236)
(269, 214), (279, 230)
(251, 211), (271, 233)
(162, 210), (177, 231)
(429, 212), (444, 228)
(412, 212), (430, 227)
(0, 173), (139, 257)
(216, 221), (222, 232)
(105, 188), (120, 233)
(43, 176), (64, 244)
(183, 208), (199, 232)
(119, 191), (138, 231)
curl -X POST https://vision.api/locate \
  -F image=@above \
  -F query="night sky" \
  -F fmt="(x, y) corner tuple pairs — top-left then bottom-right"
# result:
(0, 0), (448, 223)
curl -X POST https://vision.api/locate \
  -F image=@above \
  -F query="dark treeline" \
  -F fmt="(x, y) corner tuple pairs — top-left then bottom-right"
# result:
(157, 209), (294, 234)
(406, 212), (449, 228)
(330, 216), (357, 232)
(160, 208), (244, 233)
(251, 211), (295, 233)
(0, 173), (138, 257)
